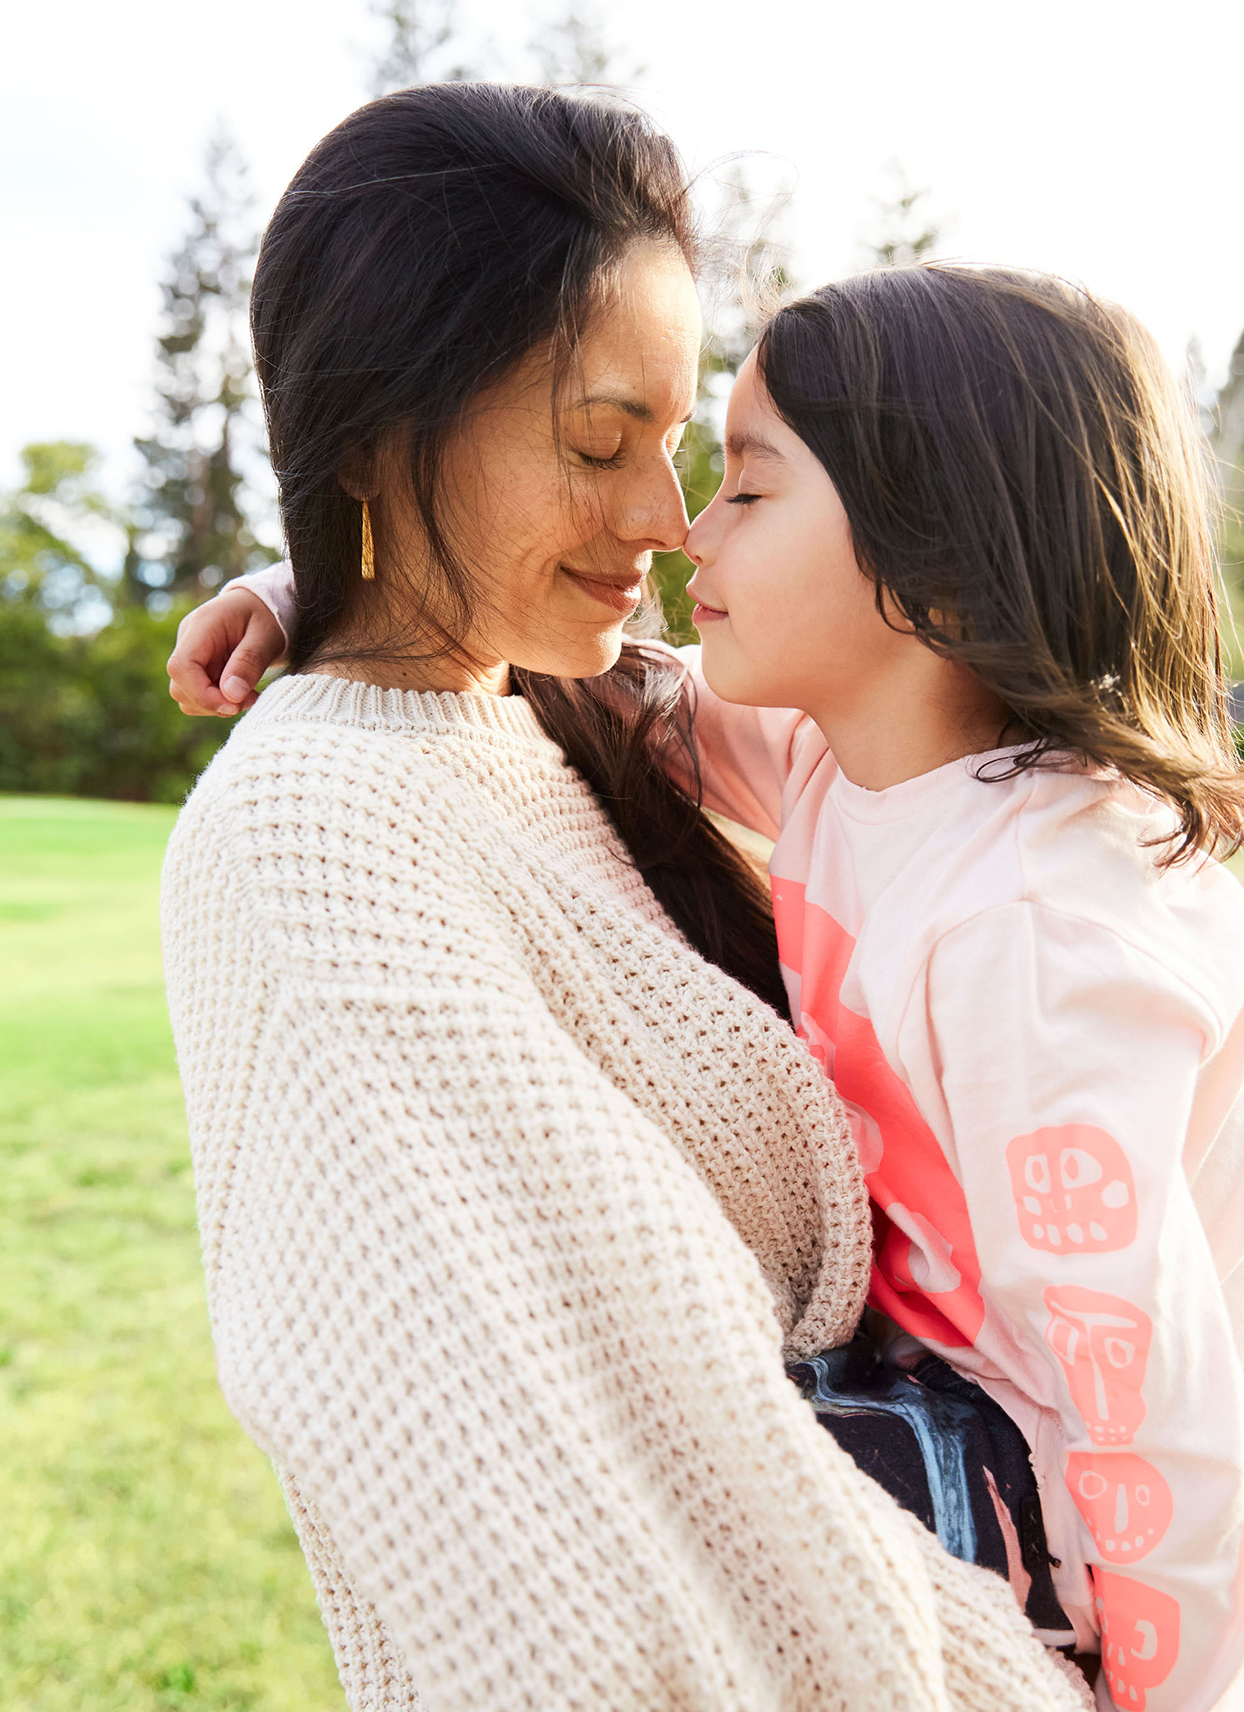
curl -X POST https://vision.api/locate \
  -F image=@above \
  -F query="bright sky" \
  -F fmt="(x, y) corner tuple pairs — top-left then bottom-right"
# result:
(4, 0), (1242, 524)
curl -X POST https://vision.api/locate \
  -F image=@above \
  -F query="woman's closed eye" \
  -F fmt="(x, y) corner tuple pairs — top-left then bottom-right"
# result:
(575, 448), (626, 470)
(726, 489), (762, 506)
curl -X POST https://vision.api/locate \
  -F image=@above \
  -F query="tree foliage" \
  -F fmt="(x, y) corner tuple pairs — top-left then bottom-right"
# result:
(369, 0), (477, 93)
(862, 164), (943, 269)
(0, 442), (231, 801)
(130, 130), (275, 608)
(0, 443), (118, 627)
(0, 595), (230, 802)
(1212, 330), (1244, 577)
(530, 7), (642, 86)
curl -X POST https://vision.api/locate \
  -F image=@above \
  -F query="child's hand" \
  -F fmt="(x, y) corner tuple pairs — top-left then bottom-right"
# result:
(167, 589), (287, 717)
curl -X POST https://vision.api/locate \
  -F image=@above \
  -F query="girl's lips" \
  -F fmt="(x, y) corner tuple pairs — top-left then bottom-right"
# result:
(561, 566), (645, 615)
(692, 601), (728, 625)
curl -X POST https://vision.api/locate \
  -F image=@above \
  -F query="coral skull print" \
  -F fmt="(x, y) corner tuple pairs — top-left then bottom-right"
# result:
(1066, 1452), (1173, 1564)
(1044, 1286), (1151, 1446)
(1006, 1126), (1137, 1253)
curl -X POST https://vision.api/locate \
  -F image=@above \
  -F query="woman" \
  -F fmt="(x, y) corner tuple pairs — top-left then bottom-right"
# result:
(162, 83), (1090, 1710)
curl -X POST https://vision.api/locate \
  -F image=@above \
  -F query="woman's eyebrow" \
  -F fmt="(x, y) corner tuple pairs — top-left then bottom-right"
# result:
(726, 430), (787, 462)
(575, 392), (695, 425)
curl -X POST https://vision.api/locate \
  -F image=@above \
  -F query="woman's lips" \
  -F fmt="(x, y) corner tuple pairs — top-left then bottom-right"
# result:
(692, 601), (728, 625)
(562, 566), (645, 615)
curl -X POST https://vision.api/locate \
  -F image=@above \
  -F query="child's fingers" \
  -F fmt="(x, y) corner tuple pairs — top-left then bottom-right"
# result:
(166, 590), (285, 718)
(220, 633), (279, 707)
(167, 654), (240, 718)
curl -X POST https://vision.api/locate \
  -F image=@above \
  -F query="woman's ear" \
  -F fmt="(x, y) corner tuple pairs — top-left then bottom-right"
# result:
(337, 447), (375, 503)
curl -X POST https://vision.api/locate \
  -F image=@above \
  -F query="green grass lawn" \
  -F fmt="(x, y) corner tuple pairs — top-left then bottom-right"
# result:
(0, 796), (343, 1712)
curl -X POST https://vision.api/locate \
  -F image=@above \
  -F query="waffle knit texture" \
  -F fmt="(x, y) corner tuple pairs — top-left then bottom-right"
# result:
(161, 671), (1092, 1712)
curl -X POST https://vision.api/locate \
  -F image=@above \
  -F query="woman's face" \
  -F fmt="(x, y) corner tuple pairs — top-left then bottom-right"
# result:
(376, 241), (700, 687)
(684, 351), (915, 724)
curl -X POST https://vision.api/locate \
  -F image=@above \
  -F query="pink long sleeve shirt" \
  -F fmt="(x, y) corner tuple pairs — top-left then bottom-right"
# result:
(231, 566), (1244, 1710)
(684, 649), (1244, 1712)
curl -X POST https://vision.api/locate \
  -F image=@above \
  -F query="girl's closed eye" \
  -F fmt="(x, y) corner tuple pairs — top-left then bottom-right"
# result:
(726, 489), (762, 506)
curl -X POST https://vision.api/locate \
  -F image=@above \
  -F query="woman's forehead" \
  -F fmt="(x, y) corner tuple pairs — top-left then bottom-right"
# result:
(570, 332), (698, 425)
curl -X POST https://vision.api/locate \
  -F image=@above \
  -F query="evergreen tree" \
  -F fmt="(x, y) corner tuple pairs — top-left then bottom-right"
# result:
(369, 0), (478, 93)
(130, 130), (272, 607)
(862, 164), (942, 268)
(531, 6), (642, 86)
(0, 442), (119, 630)
(1213, 330), (1244, 493)
(1212, 330), (1244, 605)
(368, 0), (635, 96)
(532, 11), (609, 83)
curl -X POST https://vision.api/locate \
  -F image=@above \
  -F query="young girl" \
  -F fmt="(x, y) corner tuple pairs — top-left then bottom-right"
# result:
(171, 264), (1244, 1711)
(677, 266), (1244, 1712)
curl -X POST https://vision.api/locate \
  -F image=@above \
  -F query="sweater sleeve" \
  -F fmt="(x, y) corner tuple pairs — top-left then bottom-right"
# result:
(913, 904), (1244, 1712)
(168, 862), (1090, 1712)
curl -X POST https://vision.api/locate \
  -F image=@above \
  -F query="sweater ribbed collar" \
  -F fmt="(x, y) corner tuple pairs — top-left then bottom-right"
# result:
(247, 671), (555, 747)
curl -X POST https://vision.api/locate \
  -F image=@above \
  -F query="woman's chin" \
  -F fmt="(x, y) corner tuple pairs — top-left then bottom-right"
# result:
(569, 626), (626, 679)
(515, 622), (625, 681)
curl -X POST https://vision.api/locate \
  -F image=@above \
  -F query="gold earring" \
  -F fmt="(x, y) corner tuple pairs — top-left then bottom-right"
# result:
(361, 499), (375, 580)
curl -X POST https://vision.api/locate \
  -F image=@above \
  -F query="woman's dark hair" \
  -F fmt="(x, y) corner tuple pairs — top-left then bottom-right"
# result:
(758, 264), (1244, 863)
(251, 82), (785, 1010)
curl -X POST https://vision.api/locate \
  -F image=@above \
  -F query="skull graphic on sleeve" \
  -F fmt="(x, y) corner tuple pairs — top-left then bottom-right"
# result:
(1094, 1570), (1180, 1711)
(1066, 1452), (1172, 1563)
(1006, 1125), (1137, 1253)
(1044, 1286), (1151, 1445)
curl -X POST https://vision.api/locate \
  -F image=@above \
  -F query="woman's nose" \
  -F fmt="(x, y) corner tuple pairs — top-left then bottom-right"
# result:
(617, 458), (690, 553)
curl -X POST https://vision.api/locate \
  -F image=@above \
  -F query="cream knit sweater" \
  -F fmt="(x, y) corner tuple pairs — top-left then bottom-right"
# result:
(161, 673), (1090, 1712)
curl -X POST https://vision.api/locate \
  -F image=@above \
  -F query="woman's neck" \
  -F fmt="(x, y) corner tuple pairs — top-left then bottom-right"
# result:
(310, 650), (511, 698)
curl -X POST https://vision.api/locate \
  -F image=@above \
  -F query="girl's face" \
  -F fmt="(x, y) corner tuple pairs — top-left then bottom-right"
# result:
(685, 351), (916, 724)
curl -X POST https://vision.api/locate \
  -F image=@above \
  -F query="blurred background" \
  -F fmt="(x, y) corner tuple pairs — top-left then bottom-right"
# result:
(2, 1), (1243, 1706)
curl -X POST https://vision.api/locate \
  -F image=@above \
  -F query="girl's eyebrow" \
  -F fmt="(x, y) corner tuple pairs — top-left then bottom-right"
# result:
(726, 430), (787, 462)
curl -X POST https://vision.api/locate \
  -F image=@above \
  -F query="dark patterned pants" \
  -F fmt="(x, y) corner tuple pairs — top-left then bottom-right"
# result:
(788, 1332), (1076, 1645)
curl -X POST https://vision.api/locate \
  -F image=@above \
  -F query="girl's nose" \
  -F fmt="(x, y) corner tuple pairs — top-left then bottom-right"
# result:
(683, 506), (712, 567)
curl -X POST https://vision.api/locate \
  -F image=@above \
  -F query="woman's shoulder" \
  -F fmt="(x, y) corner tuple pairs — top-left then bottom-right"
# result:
(163, 674), (573, 967)
(180, 670), (573, 827)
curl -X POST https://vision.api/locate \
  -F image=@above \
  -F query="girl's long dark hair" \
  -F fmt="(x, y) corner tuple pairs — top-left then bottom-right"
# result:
(758, 265), (1244, 864)
(251, 82), (784, 1011)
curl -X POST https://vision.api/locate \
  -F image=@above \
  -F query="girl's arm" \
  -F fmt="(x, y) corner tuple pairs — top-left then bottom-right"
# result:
(220, 561), (296, 643)
(165, 569), (820, 847)
(911, 904), (1244, 1712)
(166, 565), (293, 717)
(653, 643), (825, 842)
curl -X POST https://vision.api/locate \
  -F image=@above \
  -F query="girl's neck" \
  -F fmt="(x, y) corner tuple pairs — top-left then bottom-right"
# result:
(808, 653), (1014, 793)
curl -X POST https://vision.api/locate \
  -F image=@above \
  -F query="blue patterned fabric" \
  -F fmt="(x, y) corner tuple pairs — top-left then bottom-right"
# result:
(789, 1334), (1074, 1643)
